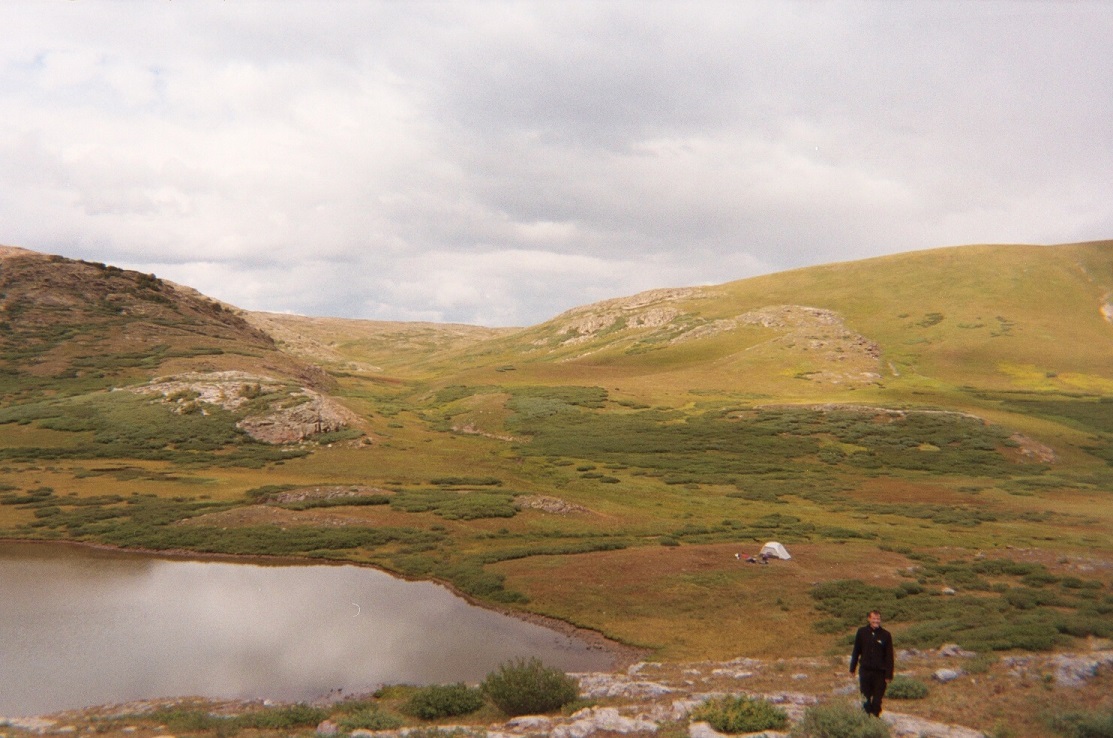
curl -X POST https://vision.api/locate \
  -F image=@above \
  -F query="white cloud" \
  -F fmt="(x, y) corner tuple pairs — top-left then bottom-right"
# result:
(0, 1), (1110, 326)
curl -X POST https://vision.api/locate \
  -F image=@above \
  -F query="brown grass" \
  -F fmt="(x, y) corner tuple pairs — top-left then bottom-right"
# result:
(494, 541), (911, 660)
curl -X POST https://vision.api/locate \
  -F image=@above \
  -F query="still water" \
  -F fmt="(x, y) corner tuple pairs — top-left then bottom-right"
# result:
(0, 541), (612, 717)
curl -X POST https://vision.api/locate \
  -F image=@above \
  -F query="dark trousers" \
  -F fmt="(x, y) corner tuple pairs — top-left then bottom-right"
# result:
(858, 669), (888, 716)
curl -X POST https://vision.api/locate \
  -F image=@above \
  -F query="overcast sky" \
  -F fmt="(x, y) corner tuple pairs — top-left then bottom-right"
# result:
(2, 2), (1110, 327)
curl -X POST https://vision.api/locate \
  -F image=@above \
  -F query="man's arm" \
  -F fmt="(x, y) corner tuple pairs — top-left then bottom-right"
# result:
(884, 629), (895, 680)
(849, 629), (862, 674)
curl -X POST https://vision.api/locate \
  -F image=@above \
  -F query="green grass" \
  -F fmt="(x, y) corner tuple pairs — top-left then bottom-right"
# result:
(810, 555), (1113, 651)
(2, 240), (1113, 668)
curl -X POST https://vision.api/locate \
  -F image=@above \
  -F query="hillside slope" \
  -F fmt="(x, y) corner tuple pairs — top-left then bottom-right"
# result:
(0, 240), (1111, 738)
(435, 241), (1113, 398)
(0, 245), (332, 394)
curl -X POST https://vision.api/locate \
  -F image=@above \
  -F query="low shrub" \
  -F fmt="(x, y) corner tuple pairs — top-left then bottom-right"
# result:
(148, 703), (327, 735)
(791, 700), (890, 737)
(234, 704), (328, 730)
(885, 675), (928, 700)
(147, 708), (227, 733)
(481, 657), (579, 716)
(336, 707), (404, 732)
(690, 695), (788, 734)
(402, 683), (485, 720)
(1048, 709), (1113, 738)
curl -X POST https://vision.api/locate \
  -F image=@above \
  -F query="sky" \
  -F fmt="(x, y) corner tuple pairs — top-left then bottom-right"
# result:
(1, 2), (1111, 327)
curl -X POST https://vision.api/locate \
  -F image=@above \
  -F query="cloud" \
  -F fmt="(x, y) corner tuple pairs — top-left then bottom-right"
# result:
(0, 1), (1109, 326)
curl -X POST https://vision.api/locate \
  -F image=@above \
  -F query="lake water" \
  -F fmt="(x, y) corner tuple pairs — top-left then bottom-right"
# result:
(0, 541), (613, 717)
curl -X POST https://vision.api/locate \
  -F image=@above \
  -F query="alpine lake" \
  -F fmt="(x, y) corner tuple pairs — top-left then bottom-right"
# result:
(0, 540), (614, 717)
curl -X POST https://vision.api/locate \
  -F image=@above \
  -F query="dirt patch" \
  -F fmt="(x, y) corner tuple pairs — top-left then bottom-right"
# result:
(1007, 433), (1058, 463)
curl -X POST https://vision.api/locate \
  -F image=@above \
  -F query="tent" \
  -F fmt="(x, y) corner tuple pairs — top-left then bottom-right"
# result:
(759, 541), (791, 560)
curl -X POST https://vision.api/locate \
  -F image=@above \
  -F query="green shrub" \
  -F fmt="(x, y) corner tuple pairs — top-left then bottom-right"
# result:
(885, 675), (929, 699)
(233, 704), (328, 729)
(791, 700), (890, 738)
(481, 657), (579, 716)
(1048, 709), (1113, 738)
(148, 708), (227, 733)
(690, 695), (788, 734)
(402, 683), (486, 720)
(336, 707), (404, 732)
(390, 489), (518, 520)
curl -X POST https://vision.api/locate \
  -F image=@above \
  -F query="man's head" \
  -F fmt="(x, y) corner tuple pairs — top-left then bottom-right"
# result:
(868, 610), (882, 628)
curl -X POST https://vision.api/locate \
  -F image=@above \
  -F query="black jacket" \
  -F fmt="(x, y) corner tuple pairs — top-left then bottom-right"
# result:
(850, 625), (894, 680)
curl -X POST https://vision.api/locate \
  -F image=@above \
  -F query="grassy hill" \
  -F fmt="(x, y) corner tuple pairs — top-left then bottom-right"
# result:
(2, 241), (1112, 673)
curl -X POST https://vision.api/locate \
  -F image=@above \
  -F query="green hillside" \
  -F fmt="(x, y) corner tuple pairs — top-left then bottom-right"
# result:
(1, 241), (1111, 674)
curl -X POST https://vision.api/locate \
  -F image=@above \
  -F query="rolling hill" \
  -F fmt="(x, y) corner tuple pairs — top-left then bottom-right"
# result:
(1, 240), (1112, 670)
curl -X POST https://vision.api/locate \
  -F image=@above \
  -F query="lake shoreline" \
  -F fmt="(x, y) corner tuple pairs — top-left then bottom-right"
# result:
(0, 536), (650, 672)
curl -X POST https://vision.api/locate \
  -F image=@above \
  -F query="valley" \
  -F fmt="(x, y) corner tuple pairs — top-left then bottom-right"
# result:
(1, 240), (1112, 736)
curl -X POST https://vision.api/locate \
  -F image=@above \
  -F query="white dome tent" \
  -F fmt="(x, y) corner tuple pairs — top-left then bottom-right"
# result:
(759, 541), (791, 560)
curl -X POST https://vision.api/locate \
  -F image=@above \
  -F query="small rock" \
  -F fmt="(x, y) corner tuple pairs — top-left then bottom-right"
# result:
(315, 719), (339, 736)
(670, 698), (704, 720)
(576, 673), (674, 699)
(765, 692), (818, 706)
(933, 668), (964, 683)
(938, 644), (974, 658)
(883, 710), (986, 737)
(506, 715), (553, 731)
(689, 721), (723, 738)
(1051, 653), (1113, 687)
(711, 669), (754, 679)
(690, 724), (788, 738)
(553, 706), (657, 737)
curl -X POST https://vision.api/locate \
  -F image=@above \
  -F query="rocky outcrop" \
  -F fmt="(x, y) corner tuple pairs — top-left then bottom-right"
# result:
(514, 495), (591, 515)
(126, 370), (364, 444)
(236, 388), (362, 444)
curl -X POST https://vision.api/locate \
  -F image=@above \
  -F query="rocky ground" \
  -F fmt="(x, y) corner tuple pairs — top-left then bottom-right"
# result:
(5, 646), (1111, 738)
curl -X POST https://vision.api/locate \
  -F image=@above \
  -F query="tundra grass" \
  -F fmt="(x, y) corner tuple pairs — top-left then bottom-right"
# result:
(4, 243), (1113, 665)
(3, 385), (1110, 659)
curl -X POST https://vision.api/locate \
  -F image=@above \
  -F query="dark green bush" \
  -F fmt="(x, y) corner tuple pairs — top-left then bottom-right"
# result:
(791, 700), (890, 737)
(434, 561), (526, 603)
(481, 658), (579, 716)
(885, 675), (928, 699)
(234, 704), (328, 729)
(690, 695), (788, 734)
(401, 683), (485, 720)
(1048, 709), (1113, 738)
(336, 707), (404, 731)
(390, 489), (518, 520)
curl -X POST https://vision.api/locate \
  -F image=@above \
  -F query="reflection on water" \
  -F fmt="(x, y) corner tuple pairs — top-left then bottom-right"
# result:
(0, 541), (612, 717)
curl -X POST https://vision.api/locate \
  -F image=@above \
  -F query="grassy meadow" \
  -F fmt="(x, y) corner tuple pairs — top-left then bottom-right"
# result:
(2, 242), (1112, 674)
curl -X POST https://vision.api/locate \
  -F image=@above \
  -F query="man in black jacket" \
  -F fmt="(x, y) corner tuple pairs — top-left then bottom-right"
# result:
(849, 609), (895, 717)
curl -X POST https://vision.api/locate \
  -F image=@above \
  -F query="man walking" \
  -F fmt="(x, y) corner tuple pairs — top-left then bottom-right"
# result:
(849, 609), (894, 717)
